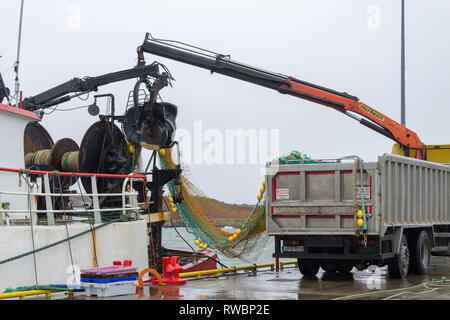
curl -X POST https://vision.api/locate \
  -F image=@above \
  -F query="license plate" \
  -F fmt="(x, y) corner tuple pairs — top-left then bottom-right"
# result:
(283, 246), (304, 252)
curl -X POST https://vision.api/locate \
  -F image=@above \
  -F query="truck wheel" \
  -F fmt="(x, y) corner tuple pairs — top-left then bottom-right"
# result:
(388, 235), (409, 279)
(297, 259), (320, 277)
(336, 264), (354, 274)
(409, 230), (431, 275)
(320, 261), (337, 273)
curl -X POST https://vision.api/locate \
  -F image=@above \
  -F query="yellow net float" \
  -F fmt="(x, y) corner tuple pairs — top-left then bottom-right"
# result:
(158, 149), (166, 157)
(357, 218), (364, 227)
(158, 144), (268, 259)
(357, 210), (364, 218)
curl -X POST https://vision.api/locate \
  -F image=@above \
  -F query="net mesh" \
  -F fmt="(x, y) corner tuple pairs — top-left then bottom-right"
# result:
(158, 148), (314, 263)
(158, 148), (267, 262)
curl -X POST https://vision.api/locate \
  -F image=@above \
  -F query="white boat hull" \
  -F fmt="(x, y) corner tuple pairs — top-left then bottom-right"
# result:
(0, 220), (148, 291)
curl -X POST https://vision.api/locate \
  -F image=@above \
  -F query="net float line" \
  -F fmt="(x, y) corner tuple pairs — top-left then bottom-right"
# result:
(158, 147), (270, 263)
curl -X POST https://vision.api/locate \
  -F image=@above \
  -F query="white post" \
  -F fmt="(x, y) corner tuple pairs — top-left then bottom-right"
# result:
(121, 178), (128, 217)
(130, 186), (138, 219)
(1, 200), (10, 226)
(43, 174), (55, 226)
(29, 180), (38, 226)
(91, 176), (101, 224)
(0, 195), (4, 226)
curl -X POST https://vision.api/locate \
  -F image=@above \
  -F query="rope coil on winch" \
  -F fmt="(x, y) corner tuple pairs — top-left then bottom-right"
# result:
(60, 151), (79, 172)
(25, 149), (52, 166)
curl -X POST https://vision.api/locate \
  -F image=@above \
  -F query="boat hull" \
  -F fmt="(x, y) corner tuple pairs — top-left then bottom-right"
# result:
(164, 248), (217, 272)
(0, 220), (148, 291)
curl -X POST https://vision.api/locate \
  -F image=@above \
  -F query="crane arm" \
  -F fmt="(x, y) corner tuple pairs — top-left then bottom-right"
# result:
(138, 34), (425, 159)
(22, 63), (169, 111)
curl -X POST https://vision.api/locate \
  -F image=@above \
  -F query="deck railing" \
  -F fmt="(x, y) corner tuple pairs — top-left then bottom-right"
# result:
(0, 167), (146, 226)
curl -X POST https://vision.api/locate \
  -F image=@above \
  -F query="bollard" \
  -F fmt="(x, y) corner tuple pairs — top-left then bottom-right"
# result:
(152, 256), (186, 285)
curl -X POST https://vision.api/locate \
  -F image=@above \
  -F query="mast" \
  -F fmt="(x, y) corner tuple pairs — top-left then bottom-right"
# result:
(14, 0), (25, 108)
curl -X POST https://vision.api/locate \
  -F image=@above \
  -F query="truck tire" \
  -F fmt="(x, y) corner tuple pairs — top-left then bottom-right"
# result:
(320, 261), (337, 273)
(297, 259), (320, 277)
(388, 235), (409, 279)
(409, 230), (431, 275)
(321, 261), (353, 274)
(336, 264), (354, 274)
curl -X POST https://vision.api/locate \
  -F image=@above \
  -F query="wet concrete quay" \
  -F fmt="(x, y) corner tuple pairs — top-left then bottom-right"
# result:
(78, 256), (450, 300)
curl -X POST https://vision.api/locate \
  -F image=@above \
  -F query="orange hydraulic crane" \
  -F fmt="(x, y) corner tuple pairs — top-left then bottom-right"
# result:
(137, 33), (427, 160)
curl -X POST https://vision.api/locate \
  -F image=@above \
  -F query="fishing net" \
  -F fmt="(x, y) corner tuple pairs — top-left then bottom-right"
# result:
(157, 148), (267, 263)
(3, 285), (72, 293)
(158, 148), (314, 263)
(278, 150), (317, 164)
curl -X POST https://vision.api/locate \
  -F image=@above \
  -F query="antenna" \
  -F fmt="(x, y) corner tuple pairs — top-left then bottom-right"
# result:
(14, 0), (25, 108)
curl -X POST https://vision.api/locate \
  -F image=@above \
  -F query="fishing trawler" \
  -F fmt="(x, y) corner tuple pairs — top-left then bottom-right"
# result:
(0, 12), (187, 292)
(0, 96), (159, 292)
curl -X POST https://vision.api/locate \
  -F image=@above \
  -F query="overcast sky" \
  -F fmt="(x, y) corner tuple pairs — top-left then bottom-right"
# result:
(1, 0), (449, 204)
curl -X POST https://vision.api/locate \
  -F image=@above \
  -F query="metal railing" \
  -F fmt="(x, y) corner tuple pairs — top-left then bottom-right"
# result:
(0, 289), (74, 300)
(176, 261), (300, 279)
(0, 167), (146, 226)
(126, 88), (149, 110)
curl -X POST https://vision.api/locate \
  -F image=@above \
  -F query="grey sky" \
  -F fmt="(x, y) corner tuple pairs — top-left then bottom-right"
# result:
(1, 0), (449, 204)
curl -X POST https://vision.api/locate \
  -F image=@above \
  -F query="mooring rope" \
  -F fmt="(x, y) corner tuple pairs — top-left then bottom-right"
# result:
(26, 173), (39, 287)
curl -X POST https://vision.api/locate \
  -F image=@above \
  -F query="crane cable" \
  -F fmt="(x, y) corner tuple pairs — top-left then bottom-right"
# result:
(23, 172), (39, 286)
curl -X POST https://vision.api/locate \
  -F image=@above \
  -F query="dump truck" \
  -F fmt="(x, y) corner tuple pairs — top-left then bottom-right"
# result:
(266, 154), (450, 278)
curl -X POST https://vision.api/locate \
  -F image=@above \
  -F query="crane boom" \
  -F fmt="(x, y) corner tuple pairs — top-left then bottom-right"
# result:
(22, 63), (168, 111)
(138, 34), (426, 159)
(18, 60), (177, 149)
